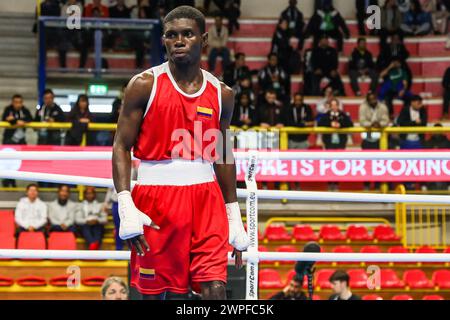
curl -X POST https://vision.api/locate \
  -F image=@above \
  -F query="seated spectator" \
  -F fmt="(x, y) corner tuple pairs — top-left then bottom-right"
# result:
(442, 66), (450, 118)
(318, 98), (353, 150)
(15, 184), (48, 235)
(424, 123), (450, 191)
(258, 90), (285, 128)
(401, 0), (433, 35)
(356, 0), (379, 35)
(204, 0), (241, 34)
(379, 0), (403, 48)
(223, 52), (251, 87)
(396, 95), (428, 149)
(398, 0), (412, 13)
(302, 48), (314, 95)
(285, 92), (315, 150)
(65, 94), (92, 146)
(35, 89), (65, 146)
(208, 15), (230, 74)
(329, 270), (361, 300)
(316, 86), (344, 122)
(271, 19), (294, 73)
(109, 0), (131, 18)
(233, 75), (256, 106)
(315, 0), (334, 11)
(279, 0), (305, 50)
(310, 36), (345, 96)
(2, 94), (32, 145)
(431, 0), (450, 34)
(34, 0), (61, 49)
(305, 0), (350, 52)
(348, 37), (379, 96)
(270, 275), (307, 300)
(101, 277), (129, 300)
(258, 53), (291, 102)
(359, 92), (390, 190)
(48, 185), (78, 233)
(84, 0), (109, 18)
(378, 58), (412, 117)
(76, 186), (108, 250)
(59, 0), (88, 69)
(231, 93), (258, 127)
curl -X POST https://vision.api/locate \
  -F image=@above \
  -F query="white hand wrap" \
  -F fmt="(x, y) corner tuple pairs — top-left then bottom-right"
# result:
(118, 191), (153, 240)
(226, 202), (250, 251)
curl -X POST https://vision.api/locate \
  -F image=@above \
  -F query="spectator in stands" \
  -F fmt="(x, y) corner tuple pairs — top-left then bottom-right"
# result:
(310, 36), (345, 96)
(285, 93), (315, 149)
(208, 15), (230, 74)
(109, 0), (131, 18)
(101, 277), (129, 300)
(378, 58), (411, 117)
(271, 19), (295, 73)
(258, 53), (291, 103)
(223, 52), (251, 87)
(48, 185), (78, 233)
(76, 186), (107, 250)
(329, 270), (361, 300)
(59, 0), (88, 69)
(318, 98), (353, 150)
(65, 94), (92, 146)
(35, 89), (65, 146)
(348, 38), (379, 96)
(396, 94), (428, 149)
(401, 0), (433, 35)
(442, 66), (450, 118)
(204, 0), (241, 34)
(279, 0), (305, 50)
(270, 275), (307, 300)
(84, 0), (109, 18)
(2, 94), (32, 146)
(231, 92), (258, 127)
(15, 184), (48, 235)
(305, 0), (350, 52)
(315, 0), (334, 11)
(379, 0), (404, 48)
(258, 89), (285, 128)
(398, 0), (412, 13)
(34, 0), (61, 49)
(233, 75), (256, 106)
(302, 48), (314, 95)
(359, 92), (390, 190)
(356, 0), (379, 35)
(316, 86), (343, 122)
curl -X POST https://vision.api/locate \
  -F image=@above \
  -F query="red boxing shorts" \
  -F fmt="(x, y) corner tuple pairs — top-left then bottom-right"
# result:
(129, 160), (229, 295)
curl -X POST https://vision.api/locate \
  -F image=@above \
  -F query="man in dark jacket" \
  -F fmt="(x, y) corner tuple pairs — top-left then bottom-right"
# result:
(231, 92), (258, 127)
(310, 36), (345, 96)
(284, 93), (315, 149)
(35, 89), (66, 145)
(279, 0), (305, 49)
(258, 89), (286, 128)
(223, 52), (251, 87)
(258, 53), (291, 102)
(318, 99), (353, 149)
(396, 95), (428, 149)
(442, 66), (450, 118)
(356, 0), (379, 35)
(305, 0), (350, 52)
(349, 37), (379, 95)
(270, 276), (308, 300)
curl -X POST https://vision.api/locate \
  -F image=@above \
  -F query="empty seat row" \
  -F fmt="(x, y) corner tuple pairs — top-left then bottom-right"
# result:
(0, 232), (77, 252)
(259, 268), (450, 290)
(263, 224), (401, 242)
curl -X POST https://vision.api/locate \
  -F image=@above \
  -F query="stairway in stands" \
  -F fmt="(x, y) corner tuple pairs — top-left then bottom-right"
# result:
(0, 13), (37, 110)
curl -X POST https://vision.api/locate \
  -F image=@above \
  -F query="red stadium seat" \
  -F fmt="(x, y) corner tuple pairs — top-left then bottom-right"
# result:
(347, 269), (368, 288)
(388, 246), (409, 253)
(415, 246), (437, 253)
(49, 275), (70, 287)
(276, 245), (298, 265)
(259, 269), (284, 289)
(263, 223), (291, 241)
(360, 245), (382, 253)
(258, 245), (273, 265)
(443, 247), (450, 254)
(346, 225), (373, 241)
(392, 294), (413, 300)
(48, 232), (77, 250)
(380, 269), (404, 288)
(432, 270), (450, 289)
(82, 276), (107, 287)
(16, 276), (47, 287)
(422, 295), (444, 300)
(315, 269), (335, 289)
(319, 225), (346, 241)
(403, 269), (433, 288)
(292, 225), (318, 241)
(0, 210), (15, 236)
(0, 276), (14, 287)
(17, 232), (46, 250)
(285, 270), (307, 288)
(362, 294), (383, 300)
(373, 225), (400, 241)
(0, 234), (15, 249)
(312, 294), (321, 300)
(332, 245), (354, 264)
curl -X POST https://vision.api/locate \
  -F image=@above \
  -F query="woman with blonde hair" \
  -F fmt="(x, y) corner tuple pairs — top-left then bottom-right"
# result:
(101, 277), (129, 300)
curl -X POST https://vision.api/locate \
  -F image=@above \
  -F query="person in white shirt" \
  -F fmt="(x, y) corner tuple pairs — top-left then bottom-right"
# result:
(15, 184), (48, 234)
(76, 186), (107, 250)
(48, 185), (78, 233)
(208, 15), (231, 73)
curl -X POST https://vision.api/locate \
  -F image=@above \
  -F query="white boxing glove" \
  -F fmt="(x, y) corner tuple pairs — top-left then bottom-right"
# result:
(117, 190), (155, 240)
(226, 202), (250, 251)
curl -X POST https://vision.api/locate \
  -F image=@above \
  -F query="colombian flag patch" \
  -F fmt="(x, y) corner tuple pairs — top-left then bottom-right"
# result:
(139, 268), (155, 280)
(197, 106), (213, 119)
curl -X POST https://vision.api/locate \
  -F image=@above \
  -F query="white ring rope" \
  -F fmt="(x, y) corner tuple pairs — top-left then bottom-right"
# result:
(0, 250), (448, 262)
(1, 170), (450, 204)
(2, 150), (450, 160)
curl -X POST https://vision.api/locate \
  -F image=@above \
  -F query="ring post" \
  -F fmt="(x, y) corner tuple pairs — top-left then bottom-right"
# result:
(245, 151), (259, 300)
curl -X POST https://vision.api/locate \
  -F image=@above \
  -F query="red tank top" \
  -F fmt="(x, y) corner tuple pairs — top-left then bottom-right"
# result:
(133, 62), (223, 162)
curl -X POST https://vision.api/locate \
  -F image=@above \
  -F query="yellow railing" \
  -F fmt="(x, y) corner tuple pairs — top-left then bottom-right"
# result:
(396, 184), (448, 250)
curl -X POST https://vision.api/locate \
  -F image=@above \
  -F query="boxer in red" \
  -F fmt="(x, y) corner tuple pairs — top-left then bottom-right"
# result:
(112, 6), (249, 300)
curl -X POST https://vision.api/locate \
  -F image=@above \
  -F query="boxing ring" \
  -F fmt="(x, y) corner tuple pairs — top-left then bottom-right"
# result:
(1, 150), (450, 300)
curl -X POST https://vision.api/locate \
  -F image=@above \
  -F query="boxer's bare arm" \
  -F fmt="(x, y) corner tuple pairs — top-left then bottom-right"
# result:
(112, 71), (153, 255)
